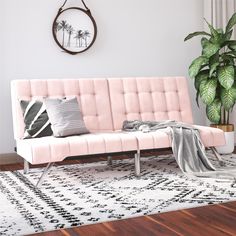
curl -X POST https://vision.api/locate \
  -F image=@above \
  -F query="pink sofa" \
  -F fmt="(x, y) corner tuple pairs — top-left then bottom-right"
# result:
(11, 77), (225, 185)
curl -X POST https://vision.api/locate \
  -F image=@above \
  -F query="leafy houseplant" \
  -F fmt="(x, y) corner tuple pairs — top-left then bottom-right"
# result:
(185, 12), (236, 153)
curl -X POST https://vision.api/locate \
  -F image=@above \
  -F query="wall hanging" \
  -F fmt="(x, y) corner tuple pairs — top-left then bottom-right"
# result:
(52, 0), (97, 55)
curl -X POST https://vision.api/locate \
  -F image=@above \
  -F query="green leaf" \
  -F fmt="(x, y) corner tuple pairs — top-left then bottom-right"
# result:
(224, 29), (233, 41)
(226, 12), (236, 33)
(225, 51), (236, 57)
(221, 88), (236, 110)
(214, 29), (225, 45)
(206, 99), (221, 124)
(196, 90), (200, 108)
(201, 37), (209, 47)
(184, 31), (211, 41)
(209, 62), (219, 77)
(209, 53), (219, 77)
(204, 19), (219, 39)
(209, 52), (219, 65)
(216, 28), (224, 34)
(230, 83), (236, 100)
(194, 70), (209, 90)
(218, 65), (235, 89)
(199, 79), (217, 105)
(221, 54), (235, 65)
(195, 75), (205, 107)
(199, 64), (208, 71)
(202, 41), (220, 58)
(189, 56), (208, 78)
(228, 40), (236, 50)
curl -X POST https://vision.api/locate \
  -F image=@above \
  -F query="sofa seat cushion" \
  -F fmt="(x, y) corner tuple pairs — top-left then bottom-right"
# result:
(16, 132), (138, 164)
(194, 125), (225, 147)
(16, 126), (225, 165)
(121, 125), (225, 150)
(120, 130), (171, 150)
(120, 125), (225, 150)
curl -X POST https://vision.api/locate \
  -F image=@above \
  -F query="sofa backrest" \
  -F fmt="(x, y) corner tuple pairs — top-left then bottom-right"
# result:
(11, 79), (114, 139)
(108, 77), (193, 130)
(11, 77), (194, 139)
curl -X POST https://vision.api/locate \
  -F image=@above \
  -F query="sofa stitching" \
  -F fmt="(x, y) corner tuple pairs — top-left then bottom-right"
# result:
(62, 80), (66, 97)
(67, 138), (71, 159)
(149, 79), (155, 121)
(92, 80), (99, 131)
(211, 129), (215, 147)
(150, 132), (156, 149)
(48, 141), (52, 163)
(175, 78), (183, 122)
(117, 133), (123, 152)
(135, 78), (142, 120)
(106, 79), (115, 131)
(84, 135), (89, 155)
(121, 78), (128, 124)
(45, 80), (49, 98)
(30, 141), (34, 164)
(99, 133), (107, 153)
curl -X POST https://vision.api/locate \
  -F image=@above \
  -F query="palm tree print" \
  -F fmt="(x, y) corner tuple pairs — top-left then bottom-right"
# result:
(66, 25), (74, 47)
(74, 30), (84, 47)
(83, 30), (91, 47)
(59, 20), (68, 47)
(54, 21), (61, 33)
(56, 20), (91, 49)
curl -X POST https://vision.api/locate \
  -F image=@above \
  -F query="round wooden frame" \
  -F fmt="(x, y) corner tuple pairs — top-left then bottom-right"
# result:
(52, 7), (97, 55)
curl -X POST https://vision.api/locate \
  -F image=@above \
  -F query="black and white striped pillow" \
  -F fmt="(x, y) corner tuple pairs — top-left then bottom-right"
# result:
(44, 97), (89, 137)
(20, 100), (53, 139)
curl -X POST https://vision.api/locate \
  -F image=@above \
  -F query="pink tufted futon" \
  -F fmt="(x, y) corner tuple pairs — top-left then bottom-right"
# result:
(11, 77), (225, 185)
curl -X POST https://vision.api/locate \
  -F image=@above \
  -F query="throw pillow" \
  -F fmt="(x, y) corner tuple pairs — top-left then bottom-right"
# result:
(44, 97), (89, 137)
(20, 100), (53, 139)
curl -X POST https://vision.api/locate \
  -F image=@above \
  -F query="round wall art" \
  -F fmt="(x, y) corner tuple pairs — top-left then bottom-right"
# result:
(52, 0), (97, 55)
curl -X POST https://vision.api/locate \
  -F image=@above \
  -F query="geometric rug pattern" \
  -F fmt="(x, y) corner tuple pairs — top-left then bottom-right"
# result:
(1, 153), (236, 235)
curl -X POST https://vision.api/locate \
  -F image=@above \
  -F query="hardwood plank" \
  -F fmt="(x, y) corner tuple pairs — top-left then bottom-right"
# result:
(0, 162), (23, 171)
(150, 209), (233, 236)
(30, 231), (65, 236)
(181, 204), (236, 235)
(35, 215), (181, 236)
(104, 216), (180, 236)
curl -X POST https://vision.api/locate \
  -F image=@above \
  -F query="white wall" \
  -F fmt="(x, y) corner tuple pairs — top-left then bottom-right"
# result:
(0, 0), (204, 154)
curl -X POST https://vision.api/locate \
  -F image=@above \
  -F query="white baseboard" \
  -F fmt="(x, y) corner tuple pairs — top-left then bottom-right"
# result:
(0, 153), (23, 165)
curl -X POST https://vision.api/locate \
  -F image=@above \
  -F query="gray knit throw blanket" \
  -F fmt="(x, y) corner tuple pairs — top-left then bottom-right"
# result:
(122, 120), (236, 179)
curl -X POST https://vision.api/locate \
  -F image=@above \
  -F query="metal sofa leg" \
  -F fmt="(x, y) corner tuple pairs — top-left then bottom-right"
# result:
(24, 160), (30, 174)
(36, 162), (54, 188)
(107, 156), (113, 166)
(211, 147), (224, 166)
(134, 150), (141, 177)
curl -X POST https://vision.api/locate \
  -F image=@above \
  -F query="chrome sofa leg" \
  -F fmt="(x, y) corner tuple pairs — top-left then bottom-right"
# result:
(36, 162), (54, 188)
(134, 150), (141, 177)
(24, 160), (30, 174)
(107, 156), (113, 166)
(211, 147), (224, 166)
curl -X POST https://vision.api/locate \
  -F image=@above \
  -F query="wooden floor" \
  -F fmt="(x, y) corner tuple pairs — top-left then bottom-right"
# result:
(1, 150), (236, 236)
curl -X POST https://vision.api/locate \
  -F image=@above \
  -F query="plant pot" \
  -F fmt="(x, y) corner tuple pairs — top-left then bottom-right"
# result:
(210, 124), (234, 154)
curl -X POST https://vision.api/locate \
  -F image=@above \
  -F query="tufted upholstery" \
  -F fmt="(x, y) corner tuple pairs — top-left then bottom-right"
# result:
(11, 79), (114, 139)
(108, 77), (194, 130)
(11, 77), (225, 165)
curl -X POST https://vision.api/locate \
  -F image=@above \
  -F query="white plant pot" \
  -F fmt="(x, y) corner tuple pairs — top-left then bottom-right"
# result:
(216, 131), (235, 154)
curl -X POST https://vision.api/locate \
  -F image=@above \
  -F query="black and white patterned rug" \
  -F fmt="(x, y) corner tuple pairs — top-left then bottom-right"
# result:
(1, 153), (236, 235)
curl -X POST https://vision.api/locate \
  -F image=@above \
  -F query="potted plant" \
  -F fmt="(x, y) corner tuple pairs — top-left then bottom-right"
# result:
(185, 13), (236, 154)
